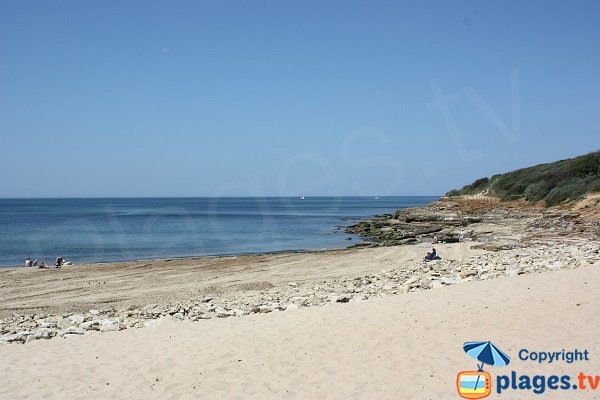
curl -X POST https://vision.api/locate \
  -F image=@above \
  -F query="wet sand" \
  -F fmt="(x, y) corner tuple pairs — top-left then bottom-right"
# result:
(0, 243), (482, 318)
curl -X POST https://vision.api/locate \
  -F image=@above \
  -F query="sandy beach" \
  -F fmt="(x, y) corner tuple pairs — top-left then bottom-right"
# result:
(3, 1), (599, 397)
(1, 198), (599, 399)
(1, 264), (598, 399)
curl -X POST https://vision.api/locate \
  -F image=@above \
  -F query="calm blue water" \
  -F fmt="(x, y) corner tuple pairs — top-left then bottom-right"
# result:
(0, 197), (437, 267)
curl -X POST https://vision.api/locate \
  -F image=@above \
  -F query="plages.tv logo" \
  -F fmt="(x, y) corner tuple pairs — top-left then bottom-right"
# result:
(457, 341), (511, 399)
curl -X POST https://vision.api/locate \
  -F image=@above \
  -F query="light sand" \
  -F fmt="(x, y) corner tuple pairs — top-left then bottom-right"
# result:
(1, 265), (598, 399)
(0, 243), (483, 318)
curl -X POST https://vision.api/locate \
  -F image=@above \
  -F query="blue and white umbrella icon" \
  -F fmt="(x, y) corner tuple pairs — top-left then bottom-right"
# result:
(463, 341), (511, 392)
(463, 341), (511, 370)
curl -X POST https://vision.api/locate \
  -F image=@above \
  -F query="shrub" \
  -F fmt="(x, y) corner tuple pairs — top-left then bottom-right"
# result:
(524, 181), (552, 203)
(545, 184), (579, 206)
(588, 179), (600, 193)
(470, 177), (490, 191)
(447, 151), (600, 206)
(500, 193), (524, 202)
(571, 152), (600, 177)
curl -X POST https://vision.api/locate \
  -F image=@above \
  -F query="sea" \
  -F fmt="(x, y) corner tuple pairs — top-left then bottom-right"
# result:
(0, 196), (437, 267)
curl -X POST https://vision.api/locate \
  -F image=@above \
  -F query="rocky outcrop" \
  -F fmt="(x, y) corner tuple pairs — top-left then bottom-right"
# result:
(346, 205), (471, 246)
(346, 198), (600, 247)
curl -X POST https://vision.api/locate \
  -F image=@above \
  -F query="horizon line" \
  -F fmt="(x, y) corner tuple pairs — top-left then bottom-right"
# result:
(0, 195), (442, 200)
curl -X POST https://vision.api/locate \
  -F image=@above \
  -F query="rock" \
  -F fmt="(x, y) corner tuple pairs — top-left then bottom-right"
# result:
(89, 310), (100, 316)
(285, 304), (299, 311)
(460, 270), (478, 278)
(79, 320), (101, 331)
(173, 312), (185, 321)
(548, 261), (562, 271)
(26, 328), (54, 342)
(99, 319), (121, 332)
(522, 267), (536, 274)
(57, 318), (72, 330)
(5, 331), (30, 343)
(132, 320), (144, 328)
(38, 320), (57, 329)
(68, 314), (85, 325)
(440, 277), (459, 285)
(214, 307), (234, 318)
(232, 309), (246, 316)
(58, 327), (85, 337)
(404, 277), (419, 286)
(258, 305), (273, 314)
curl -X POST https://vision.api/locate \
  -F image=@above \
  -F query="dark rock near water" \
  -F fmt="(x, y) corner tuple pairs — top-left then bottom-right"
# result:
(345, 202), (475, 246)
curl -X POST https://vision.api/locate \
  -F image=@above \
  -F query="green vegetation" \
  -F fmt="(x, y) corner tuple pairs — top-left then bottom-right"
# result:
(446, 151), (600, 206)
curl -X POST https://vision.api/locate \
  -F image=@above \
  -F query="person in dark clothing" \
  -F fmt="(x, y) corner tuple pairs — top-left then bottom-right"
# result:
(424, 248), (438, 261)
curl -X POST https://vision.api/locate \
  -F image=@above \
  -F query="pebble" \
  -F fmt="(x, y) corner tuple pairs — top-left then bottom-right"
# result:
(79, 320), (100, 331)
(58, 327), (85, 337)
(99, 320), (121, 332)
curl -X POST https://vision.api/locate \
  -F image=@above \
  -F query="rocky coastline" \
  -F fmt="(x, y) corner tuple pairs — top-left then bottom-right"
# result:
(1, 197), (598, 345)
(346, 197), (600, 249)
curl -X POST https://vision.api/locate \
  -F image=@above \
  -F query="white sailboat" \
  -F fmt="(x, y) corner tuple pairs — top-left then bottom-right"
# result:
(300, 194), (305, 200)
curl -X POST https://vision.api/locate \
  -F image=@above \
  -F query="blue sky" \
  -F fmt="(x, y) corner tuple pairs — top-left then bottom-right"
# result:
(1, 1), (599, 197)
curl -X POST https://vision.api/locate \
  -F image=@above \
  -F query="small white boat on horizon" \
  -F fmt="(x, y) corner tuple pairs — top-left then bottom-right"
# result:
(300, 194), (305, 200)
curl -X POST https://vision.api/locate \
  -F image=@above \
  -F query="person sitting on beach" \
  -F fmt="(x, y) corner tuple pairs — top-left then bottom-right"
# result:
(25, 257), (33, 267)
(424, 248), (438, 262)
(432, 236), (438, 244)
(55, 256), (64, 267)
(38, 261), (48, 269)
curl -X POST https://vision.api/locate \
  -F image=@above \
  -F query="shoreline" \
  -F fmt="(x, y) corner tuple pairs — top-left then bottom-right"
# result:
(0, 199), (433, 270)
(0, 242), (484, 318)
(1, 197), (598, 345)
(1, 196), (438, 269)
(1, 245), (363, 270)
